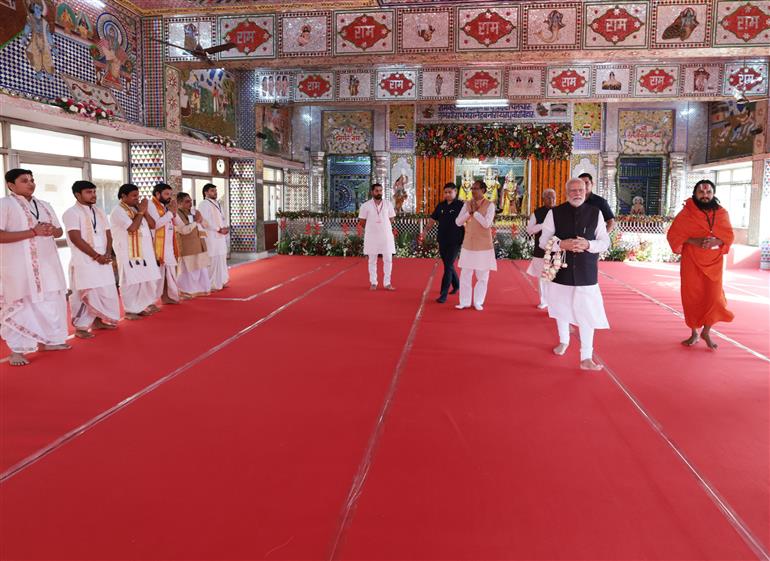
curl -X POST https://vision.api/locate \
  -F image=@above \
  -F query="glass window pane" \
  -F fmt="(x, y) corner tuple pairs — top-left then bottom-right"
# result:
(732, 166), (752, 183)
(182, 153), (210, 173)
(91, 164), (125, 215)
(716, 169), (731, 183)
(90, 138), (124, 161)
(19, 163), (84, 222)
(12, 125), (84, 157)
(275, 169), (283, 181)
(264, 167), (276, 182)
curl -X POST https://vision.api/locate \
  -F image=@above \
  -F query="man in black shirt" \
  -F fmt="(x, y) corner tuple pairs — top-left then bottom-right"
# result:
(578, 173), (615, 232)
(427, 182), (465, 303)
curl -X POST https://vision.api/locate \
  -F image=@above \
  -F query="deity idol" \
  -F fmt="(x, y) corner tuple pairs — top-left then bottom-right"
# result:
(500, 170), (518, 215)
(483, 167), (500, 204)
(459, 169), (473, 201)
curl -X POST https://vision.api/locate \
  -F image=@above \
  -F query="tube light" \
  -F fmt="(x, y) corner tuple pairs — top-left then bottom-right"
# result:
(455, 99), (509, 108)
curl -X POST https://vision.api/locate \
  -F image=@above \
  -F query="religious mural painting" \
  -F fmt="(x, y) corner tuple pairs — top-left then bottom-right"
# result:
(573, 102), (602, 150)
(546, 66), (591, 97)
(322, 110), (373, 154)
(55, 2), (94, 41)
(714, 0), (770, 45)
(585, 2), (648, 48)
(253, 71), (292, 103)
(388, 104), (415, 151)
(62, 74), (124, 118)
(14, 0), (56, 80)
(457, 6), (519, 51)
(278, 11), (331, 57)
(419, 68), (457, 99)
(523, 2), (582, 50)
(260, 105), (292, 156)
(593, 64), (632, 96)
(90, 13), (135, 92)
(508, 66), (545, 97)
(295, 71), (334, 101)
(722, 61), (769, 95)
(336, 69), (374, 101)
(335, 10), (394, 54)
(618, 109), (674, 153)
(218, 15), (275, 59)
(707, 100), (758, 161)
(166, 18), (214, 60)
(634, 64), (679, 96)
(376, 69), (417, 99)
(651, 0), (712, 48)
(460, 68), (504, 98)
(398, 7), (453, 53)
(681, 63), (722, 95)
(390, 153), (416, 213)
(180, 67), (236, 137)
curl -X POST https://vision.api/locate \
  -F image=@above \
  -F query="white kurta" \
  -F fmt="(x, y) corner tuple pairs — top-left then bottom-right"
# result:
(455, 202), (497, 272)
(62, 203), (121, 327)
(359, 199), (396, 256)
(0, 195), (68, 351)
(198, 198), (229, 290)
(174, 213), (211, 297)
(526, 213), (545, 278)
(539, 208), (611, 329)
(146, 198), (180, 302)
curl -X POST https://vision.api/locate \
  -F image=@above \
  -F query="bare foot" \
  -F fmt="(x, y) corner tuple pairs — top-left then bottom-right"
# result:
(125, 312), (143, 320)
(384, 285), (396, 291)
(681, 331), (700, 347)
(9, 352), (29, 366)
(75, 329), (94, 339)
(553, 343), (569, 356)
(701, 330), (718, 350)
(147, 305), (161, 314)
(42, 343), (71, 351)
(93, 318), (117, 330)
(161, 297), (179, 305)
(580, 359), (604, 371)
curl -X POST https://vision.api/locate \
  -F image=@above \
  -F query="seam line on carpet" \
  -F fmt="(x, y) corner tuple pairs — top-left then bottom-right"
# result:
(328, 261), (438, 560)
(0, 262), (359, 484)
(512, 261), (770, 561)
(599, 270), (770, 363)
(206, 262), (332, 301)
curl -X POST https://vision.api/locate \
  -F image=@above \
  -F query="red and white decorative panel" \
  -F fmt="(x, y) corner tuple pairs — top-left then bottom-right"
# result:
(218, 16), (275, 59)
(523, 3), (582, 50)
(585, 3), (648, 48)
(376, 70), (418, 100)
(546, 66), (591, 97)
(295, 72), (335, 101)
(722, 61), (769, 95)
(457, 6), (520, 51)
(419, 69), (458, 99)
(715, 1), (770, 45)
(593, 64), (632, 96)
(460, 68), (505, 97)
(634, 65), (680, 96)
(398, 7), (453, 53)
(508, 67), (545, 97)
(335, 10), (395, 54)
(651, 0), (712, 48)
(336, 70), (374, 101)
(278, 12), (332, 57)
(680, 64), (722, 95)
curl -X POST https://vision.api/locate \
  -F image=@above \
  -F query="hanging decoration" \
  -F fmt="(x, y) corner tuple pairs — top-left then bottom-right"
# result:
(416, 123), (572, 159)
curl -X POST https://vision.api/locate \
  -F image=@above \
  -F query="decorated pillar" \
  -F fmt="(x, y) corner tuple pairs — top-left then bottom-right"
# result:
(310, 151), (325, 211)
(667, 152), (687, 217)
(229, 157), (263, 253)
(163, 140), (183, 193)
(373, 151), (390, 199)
(601, 152), (619, 212)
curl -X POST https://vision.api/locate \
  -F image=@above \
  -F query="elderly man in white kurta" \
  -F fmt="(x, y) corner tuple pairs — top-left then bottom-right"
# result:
(62, 180), (121, 339)
(358, 183), (396, 291)
(110, 184), (161, 319)
(526, 188), (557, 309)
(455, 180), (497, 311)
(147, 183), (180, 304)
(174, 191), (211, 298)
(198, 183), (229, 291)
(0, 168), (70, 366)
(540, 178), (610, 371)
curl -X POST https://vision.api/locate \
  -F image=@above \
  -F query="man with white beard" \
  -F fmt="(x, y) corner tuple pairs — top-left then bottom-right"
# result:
(540, 178), (610, 371)
(197, 183), (229, 291)
(526, 188), (557, 309)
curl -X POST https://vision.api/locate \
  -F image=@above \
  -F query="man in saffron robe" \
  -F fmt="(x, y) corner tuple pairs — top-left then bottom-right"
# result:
(667, 180), (734, 350)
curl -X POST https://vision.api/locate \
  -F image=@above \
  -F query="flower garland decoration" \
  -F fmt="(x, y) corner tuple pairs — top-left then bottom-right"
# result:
(416, 123), (572, 160)
(209, 135), (235, 148)
(53, 97), (114, 121)
(542, 236), (567, 281)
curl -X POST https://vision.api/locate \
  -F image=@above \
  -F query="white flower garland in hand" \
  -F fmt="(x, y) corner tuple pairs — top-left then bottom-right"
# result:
(542, 236), (567, 281)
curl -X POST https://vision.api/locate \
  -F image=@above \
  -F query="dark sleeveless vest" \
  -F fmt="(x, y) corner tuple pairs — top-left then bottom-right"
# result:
(551, 202), (601, 286)
(531, 205), (551, 259)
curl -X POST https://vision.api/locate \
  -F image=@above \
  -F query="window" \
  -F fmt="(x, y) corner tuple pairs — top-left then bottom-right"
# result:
(18, 163), (84, 221)
(11, 125), (84, 157)
(91, 163), (125, 215)
(716, 166), (752, 228)
(90, 138), (124, 161)
(182, 153), (211, 174)
(263, 166), (283, 221)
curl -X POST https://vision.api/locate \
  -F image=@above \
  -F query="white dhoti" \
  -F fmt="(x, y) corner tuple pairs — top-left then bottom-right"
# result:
(209, 255), (229, 291)
(458, 248), (497, 308)
(70, 285), (121, 330)
(526, 257), (548, 307)
(178, 262), (211, 297)
(0, 291), (68, 353)
(121, 281), (158, 314)
(156, 264), (180, 302)
(546, 283), (609, 361)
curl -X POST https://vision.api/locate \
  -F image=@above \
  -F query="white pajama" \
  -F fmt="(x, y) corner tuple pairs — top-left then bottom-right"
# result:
(459, 268), (489, 308)
(70, 285), (121, 330)
(557, 319), (595, 361)
(1, 291), (68, 353)
(526, 257), (548, 307)
(368, 253), (393, 286)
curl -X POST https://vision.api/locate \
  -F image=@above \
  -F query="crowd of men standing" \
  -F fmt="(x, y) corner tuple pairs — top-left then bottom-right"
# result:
(0, 168), (230, 366)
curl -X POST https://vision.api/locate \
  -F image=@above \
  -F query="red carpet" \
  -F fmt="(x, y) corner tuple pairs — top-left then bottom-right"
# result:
(0, 256), (767, 560)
